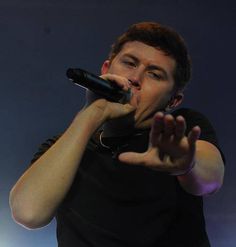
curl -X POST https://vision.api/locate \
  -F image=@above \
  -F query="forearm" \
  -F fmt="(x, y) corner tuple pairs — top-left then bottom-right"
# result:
(177, 140), (224, 196)
(9, 104), (106, 229)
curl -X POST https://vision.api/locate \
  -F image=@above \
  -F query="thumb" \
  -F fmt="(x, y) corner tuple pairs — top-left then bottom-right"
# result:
(118, 151), (144, 165)
(123, 103), (136, 113)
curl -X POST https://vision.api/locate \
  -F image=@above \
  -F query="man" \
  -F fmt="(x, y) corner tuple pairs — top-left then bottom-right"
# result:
(10, 22), (224, 246)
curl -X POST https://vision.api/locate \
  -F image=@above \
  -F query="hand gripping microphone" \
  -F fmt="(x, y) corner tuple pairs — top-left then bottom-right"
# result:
(66, 68), (131, 103)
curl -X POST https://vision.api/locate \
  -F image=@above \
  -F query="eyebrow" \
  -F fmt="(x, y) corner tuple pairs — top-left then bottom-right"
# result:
(122, 54), (168, 78)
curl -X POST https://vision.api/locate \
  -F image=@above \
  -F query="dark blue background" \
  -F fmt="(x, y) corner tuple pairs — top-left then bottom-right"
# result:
(1, 0), (235, 246)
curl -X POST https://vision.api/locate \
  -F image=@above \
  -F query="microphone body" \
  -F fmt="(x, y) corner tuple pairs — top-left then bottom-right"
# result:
(66, 68), (131, 103)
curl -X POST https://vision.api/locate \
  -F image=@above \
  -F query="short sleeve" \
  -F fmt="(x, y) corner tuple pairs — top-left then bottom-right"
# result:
(171, 108), (225, 163)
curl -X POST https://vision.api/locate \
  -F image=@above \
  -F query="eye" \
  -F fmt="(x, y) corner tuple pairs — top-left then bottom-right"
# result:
(122, 59), (136, 67)
(148, 71), (163, 80)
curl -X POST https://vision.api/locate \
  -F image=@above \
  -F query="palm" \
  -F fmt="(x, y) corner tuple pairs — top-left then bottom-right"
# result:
(119, 112), (201, 175)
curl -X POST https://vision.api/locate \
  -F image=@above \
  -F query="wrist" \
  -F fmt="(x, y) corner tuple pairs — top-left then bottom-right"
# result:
(70, 103), (107, 136)
(90, 99), (110, 122)
(177, 160), (196, 177)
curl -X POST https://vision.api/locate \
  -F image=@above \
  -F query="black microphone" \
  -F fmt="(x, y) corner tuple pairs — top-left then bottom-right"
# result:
(66, 68), (131, 102)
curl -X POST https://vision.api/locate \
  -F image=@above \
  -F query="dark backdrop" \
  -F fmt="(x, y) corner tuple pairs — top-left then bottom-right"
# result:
(1, 0), (235, 246)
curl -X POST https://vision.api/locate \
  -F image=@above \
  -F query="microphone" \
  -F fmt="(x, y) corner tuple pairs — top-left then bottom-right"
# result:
(66, 68), (131, 103)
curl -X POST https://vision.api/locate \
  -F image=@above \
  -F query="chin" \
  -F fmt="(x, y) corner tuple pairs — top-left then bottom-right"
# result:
(134, 110), (154, 129)
(134, 118), (152, 130)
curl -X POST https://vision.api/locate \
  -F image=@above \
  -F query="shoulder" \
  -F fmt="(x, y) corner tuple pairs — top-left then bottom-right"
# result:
(171, 108), (214, 131)
(171, 107), (207, 120)
(172, 108), (225, 163)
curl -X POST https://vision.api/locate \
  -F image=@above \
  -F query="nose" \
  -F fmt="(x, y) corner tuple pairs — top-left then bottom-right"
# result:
(128, 79), (140, 89)
(128, 70), (142, 90)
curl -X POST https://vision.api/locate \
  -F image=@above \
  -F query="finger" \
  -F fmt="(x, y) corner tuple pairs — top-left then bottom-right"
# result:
(123, 103), (137, 114)
(119, 150), (170, 172)
(118, 152), (145, 165)
(100, 74), (131, 91)
(163, 114), (175, 137)
(150, 112), (164, 146)
(174, 115), (186, 140)
(188, 126), (201, 146)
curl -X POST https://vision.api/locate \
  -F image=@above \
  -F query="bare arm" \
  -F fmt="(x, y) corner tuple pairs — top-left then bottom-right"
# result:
(9, 98), (135, 229)
(177, 140), (224, 196)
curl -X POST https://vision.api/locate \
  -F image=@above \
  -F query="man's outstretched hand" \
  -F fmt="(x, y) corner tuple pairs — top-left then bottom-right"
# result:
(118, 112), (201, 175)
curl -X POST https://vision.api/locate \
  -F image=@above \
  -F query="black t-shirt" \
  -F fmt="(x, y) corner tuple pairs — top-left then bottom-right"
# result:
(31, 108), (224, 247)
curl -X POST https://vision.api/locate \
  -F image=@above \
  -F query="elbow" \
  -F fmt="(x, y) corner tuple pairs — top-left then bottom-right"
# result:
(195, 141), (225, 196)
(11, 210), (42, 229)
(179, 179), (223, 197)
(198, 166), (225, 196)
(198, 179), (223, 196)
(177, 162), (225, 196)
(9, 190), (51, 229)
(11, 209), (48, 230)
(206, 158), (225, 195)
(204, 165), (225, 196)
(198, 163), (225, 196)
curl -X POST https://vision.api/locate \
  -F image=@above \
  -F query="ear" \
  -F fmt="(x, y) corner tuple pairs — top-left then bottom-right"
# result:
(101, 60), (110, 75)
(165, 92), (184, 112)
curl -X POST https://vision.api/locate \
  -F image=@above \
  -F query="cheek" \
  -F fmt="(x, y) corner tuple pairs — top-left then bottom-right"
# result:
(108, 61), (123, 73)
(140, 86), (172, 110)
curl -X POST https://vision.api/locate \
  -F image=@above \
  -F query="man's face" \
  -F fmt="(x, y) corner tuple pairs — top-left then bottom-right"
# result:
(102, 41), (183, 128)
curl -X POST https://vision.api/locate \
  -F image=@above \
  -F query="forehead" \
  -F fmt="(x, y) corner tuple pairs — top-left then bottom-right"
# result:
(116, 41), (176, 72)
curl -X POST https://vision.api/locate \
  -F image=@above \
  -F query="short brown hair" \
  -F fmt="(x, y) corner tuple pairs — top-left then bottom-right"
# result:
(109, 22), (191, 91)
